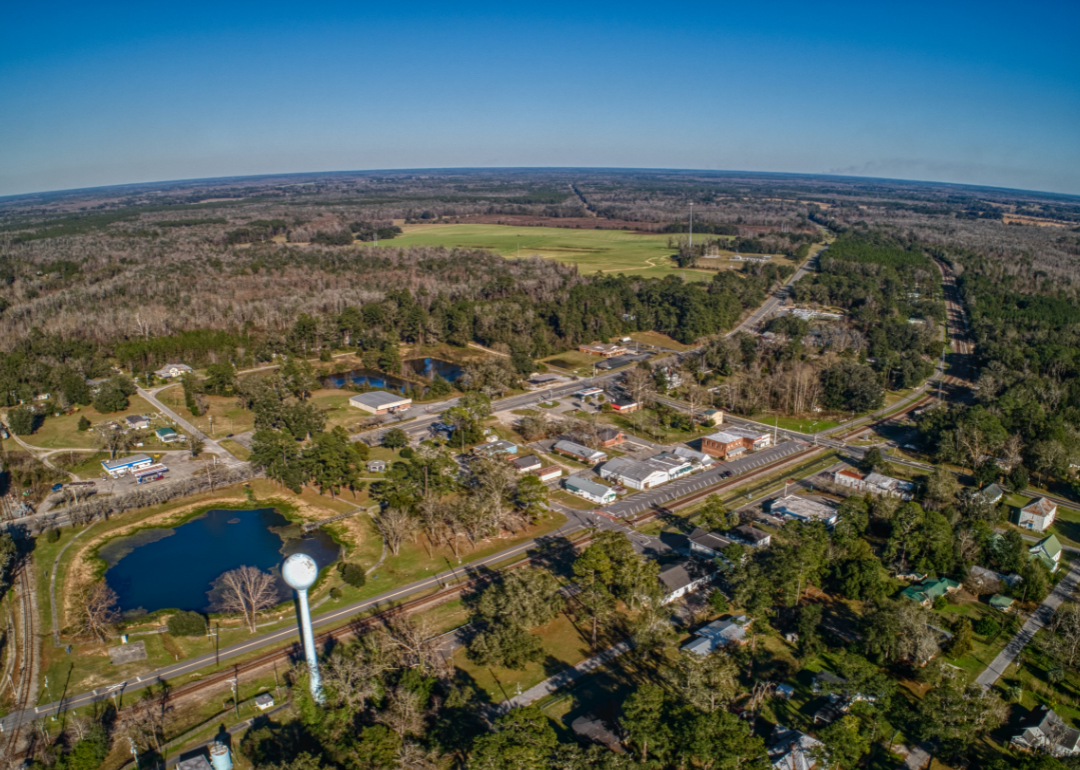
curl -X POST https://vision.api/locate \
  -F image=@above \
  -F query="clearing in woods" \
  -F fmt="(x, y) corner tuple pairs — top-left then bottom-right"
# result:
(381, 224), (718, 281)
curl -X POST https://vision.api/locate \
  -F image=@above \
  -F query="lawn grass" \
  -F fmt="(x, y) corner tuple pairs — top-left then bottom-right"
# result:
(627, 331), (694, 351)
(156, 385), (255, 439)
(935, 597), (1016, 683)
(219, 439), (251, 461)
(760, 415), (841, 434)
(381, 224), (712, 282)
(11, 395), (158, 450)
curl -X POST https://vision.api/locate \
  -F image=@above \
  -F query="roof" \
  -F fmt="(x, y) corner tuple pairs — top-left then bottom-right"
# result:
(900, 577), (960, 604)
(553, 440), (604, 459)
(611, 398), (638, 408)
(990, 594), (1015, 609)
(534, 465), (562, 477)
(102, 453), (153, 470)
(125, 414), (147, 424)
(658, 558), (712, 594)
(478, 439), (517, 453)
(255, 692), (274, 705)
(601, 457), (666, 484)
(597, 427), (623, 441)
(771, 495), (838, 523)
(645, 452), (692, 471)
(730, 524), (770, 544)
(176, 755), (213, 770)
(1032, 534), (1062, 560)
(512, 455), (542, 469)
(767, 724), (824, 770)
(563, 477), (614, 498)
(688, 527), (734, 553)
(864, 472), (915, 493)
(704, 430), (746, 444)
(725, 426), (770, 441)
(674, 446), (714, 464)
(1022, 497), (1057, 518)
(980, 483), (1005, 502)
(350, 390), (411, 408)
(155, 427), (177, 436)
(1013, 706), (1080, 754)
(836, 469), (863, 480)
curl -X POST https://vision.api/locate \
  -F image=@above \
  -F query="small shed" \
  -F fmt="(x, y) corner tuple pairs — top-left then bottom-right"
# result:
(255, 692), (275, 710)
(990, 594), (1015, 612)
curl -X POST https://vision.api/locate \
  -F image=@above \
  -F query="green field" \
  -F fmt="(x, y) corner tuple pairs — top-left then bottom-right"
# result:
(383, 224), (717, 281)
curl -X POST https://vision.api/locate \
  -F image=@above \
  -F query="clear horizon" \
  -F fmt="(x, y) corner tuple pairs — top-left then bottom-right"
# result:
(2, 1), (1078, 197)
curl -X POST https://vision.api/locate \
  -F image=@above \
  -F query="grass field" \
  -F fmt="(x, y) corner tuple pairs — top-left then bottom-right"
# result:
(157, 385), (255, 439)
(9, 395), (158, 450)
(381, 224), (717, 281)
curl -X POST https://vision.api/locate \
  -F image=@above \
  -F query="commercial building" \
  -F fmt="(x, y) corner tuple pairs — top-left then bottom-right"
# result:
(599, 457), (668, 490)
(701, 430), (751, 460)
(645, 452), (693, 479)
(552, 440), (607, 464)
(832, 469), (915, 500)
(532, 465), (563, 483)
(134, 463), (168, 484)
(724, 426), (772, 450)
(348, 391), (412, 415)
(562, 476), (616, 505)
(101, 454), (154, 478)
(770, 495), (839, 527)
(1020, 497), (1058, 533)
(728, 525), (772, 548)
(596, 427), (625, 447)
(609, 397), (641, 414)
(511, 455), (543, 474)
(673, 446), (716, 467)
(475, 439), (518, 457)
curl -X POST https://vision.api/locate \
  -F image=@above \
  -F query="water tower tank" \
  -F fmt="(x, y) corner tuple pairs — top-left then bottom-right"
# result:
(209, 742), (232, 770)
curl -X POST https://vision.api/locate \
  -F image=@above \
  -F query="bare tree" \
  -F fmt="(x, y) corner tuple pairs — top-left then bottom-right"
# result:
(321, 647), (381, 712)
(380, 613), (442, 675)
(377, 685), (424, 737)
(682, 383), (712, 426)
(216, 566), (277, 633)
(73, 580), (119, 642)
(622, 367), (657, 407)
(397, 740), (442, 770)
(376, 507), (416, 557)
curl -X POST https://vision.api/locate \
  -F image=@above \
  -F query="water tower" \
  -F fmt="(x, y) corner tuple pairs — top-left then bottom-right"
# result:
(282, 553), (323, 703)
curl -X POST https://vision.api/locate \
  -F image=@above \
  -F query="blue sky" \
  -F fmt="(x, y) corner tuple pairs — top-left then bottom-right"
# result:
(2, 1), (1078, 196)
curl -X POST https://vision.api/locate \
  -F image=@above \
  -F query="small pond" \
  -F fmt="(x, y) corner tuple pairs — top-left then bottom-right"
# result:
(322, 368), (414, 393)
(101, 508), (339, 616)
(405, 357), (463, 382)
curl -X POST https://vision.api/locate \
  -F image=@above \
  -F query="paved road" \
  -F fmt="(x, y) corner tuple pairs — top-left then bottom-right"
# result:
(974, 557), (1080, 688)
(138, 386), (243, 468)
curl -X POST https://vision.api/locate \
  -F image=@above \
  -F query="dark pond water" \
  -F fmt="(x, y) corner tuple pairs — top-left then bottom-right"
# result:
(101, 508), (339, 616)
(405, 357), (463, 382)
(321, 368), (413, 393)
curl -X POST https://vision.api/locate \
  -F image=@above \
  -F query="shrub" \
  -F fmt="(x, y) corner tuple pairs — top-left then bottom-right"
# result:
(708, 589), (729, 614)
(77, 416), (91, 432)
(43, 528), (61, 544)
(399, 447), (414, 460)
(167, 610), (208, 637)
(92, 385), (129, 414)
(329, 587), (343, 600)
(338, 562), (367, 588)
(974, 616), (1001, 637)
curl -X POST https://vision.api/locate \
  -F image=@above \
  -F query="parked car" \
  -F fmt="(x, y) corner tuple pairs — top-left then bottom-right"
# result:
(51, 483), (63, 492)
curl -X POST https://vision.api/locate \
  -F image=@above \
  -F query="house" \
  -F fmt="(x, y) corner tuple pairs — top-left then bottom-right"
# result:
(701, 430), (751, 460)
(511, 455), (543, 474)
(977, 483), (1005, 505)
(687, 527), (735, 559)
(728, 524), (771, 548)
(578, 342), (627, 357)
(563, 477), (616, 505)
(1012, 706), (1080, 756)
(155, 363), (192, 379)
(775, 684), (795, 700)
(532, 465), (563, 483)
(990, 594), (1015, 612)
(658, 558), (714, 604)
(254, 693), (275, 711)
(552, 440), (607, 464)
(101, 454), (154, 478)
(155, 427), (181, 443)
(770, 495), (839, 528)
(701, 408), (724, 426)
(674, 446), (715, 467)
(475, 440), (518, 457)
(1020, 497), (1058, 533)
(1029, 534), (1062, 573)
(900, 576), (962, 607)
(832, 469), (915, 500)
(682, 615), (753, 655)
(609, 397), (640, 414)
(349, 391), (412, 415)
(599, 457), (669, 490)
(124, 414), (149, 431)
(367, 460), (386, 473)
(767, 724), (824, 770)
(596, 427), (625, 447)
(967, 564), (1006, 593)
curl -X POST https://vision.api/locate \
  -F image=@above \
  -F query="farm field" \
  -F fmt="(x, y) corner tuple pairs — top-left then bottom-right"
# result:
(381, 224), (717, 281)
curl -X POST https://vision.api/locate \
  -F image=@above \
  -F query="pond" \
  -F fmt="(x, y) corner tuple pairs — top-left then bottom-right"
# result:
(405, 357), (464, 382)
(101, 508), (339, 616)
(321, 368), (414, 393)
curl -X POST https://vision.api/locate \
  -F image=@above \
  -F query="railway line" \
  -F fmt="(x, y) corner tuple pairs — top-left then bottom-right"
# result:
(5, 561), (38, 757)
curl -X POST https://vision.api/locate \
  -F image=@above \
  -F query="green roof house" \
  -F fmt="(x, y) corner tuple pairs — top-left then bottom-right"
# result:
(900, 577), (962, 607)
(1029, 534), (1062, 574)
(990, 594), (1015, 612)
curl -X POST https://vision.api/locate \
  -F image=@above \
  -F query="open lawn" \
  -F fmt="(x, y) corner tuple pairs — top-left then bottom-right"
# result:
(756, 415), (841, 434)
(379, 224), (715, 281)
(935, 595), (1018, 683)
(628, 330), (694, 351)
(156, 385), (255, 439)
(10, 395), (158, 450)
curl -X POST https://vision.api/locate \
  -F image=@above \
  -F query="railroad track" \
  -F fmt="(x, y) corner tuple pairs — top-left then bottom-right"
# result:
(5, 561), (37, 756)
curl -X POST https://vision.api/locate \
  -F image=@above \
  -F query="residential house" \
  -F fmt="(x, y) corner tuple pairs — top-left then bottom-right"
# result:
(687, 527), (734, 559)
(475, 440), (518, 457)
(990, 594), (1015, 612)
(511, 455), (543, 474)
(367, 460), (386, 473)
(552, 440), (607, 464)
(255, 693), (275, 711)
(767, 724), (824, 770)
(977, 483), (1005, 505)
(562, 477), (616, 506)
(832, 469), (914, 500)
(770, 495), (839, 528)
(101, 454), (154, 478)
(155, 427), (181, 443)
(900, 576), (961, 607)
(531, 465), (563, 483)
(578, 342), (627, 357)
(658, 558), (714, 604)
(599, 457), (669, 490)
(681, 615), (753, 655)
(125, 414), (149, 431)
(1020, 497), (1058, 533)
(728, 524), (772, 548)
(155, 363), (192, 379)
(596, 427), (625, 447)
(349, 391), (412, 415)
(701, 408), (724, 426)
(1029, 534), (1062, 573)
(1012, 706), (1080, 756)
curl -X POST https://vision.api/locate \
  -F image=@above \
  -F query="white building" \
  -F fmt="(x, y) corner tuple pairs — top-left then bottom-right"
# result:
(658, 558), (714, 604)
(101, 454), (154, 478)
(771, 495), (839, 528)
(832, 469), (914, 500)
(1012, 706), (1080, 757)
(349, 391), (412, 415)
(1019, 497), (1058, 533)
(154, 363), (192, 379)
(768, 724), (825, 770)
(599, 457), (669, 490)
